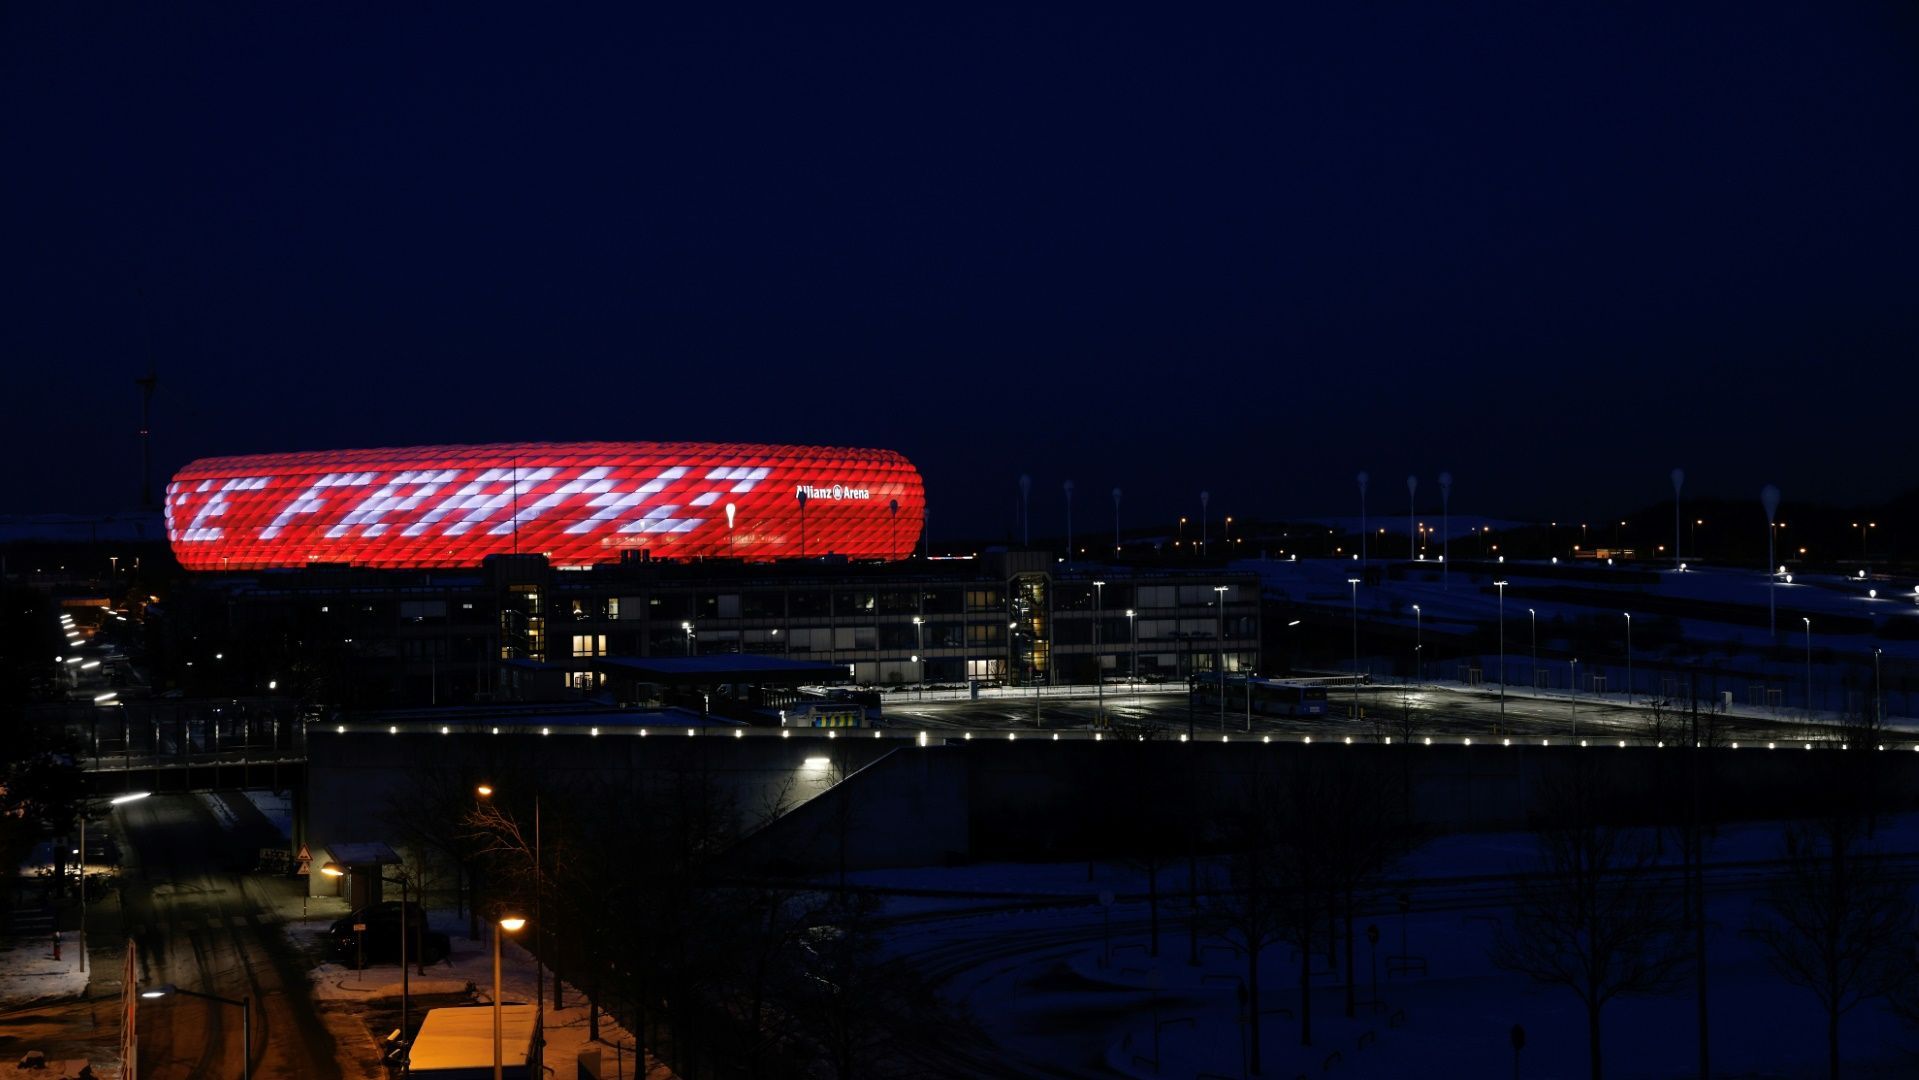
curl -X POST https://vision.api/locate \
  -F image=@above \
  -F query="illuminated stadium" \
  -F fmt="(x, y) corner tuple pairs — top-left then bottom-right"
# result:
(165, 441), (925, 570)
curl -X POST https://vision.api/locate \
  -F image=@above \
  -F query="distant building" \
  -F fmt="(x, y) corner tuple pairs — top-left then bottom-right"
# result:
(164, 549), (1260, 709)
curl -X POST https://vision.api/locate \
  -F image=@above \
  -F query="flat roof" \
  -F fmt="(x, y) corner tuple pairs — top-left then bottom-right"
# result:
(594, 654), (849, 684)
(409, 1004), (537, 1071)
(323, 841), (400, 866)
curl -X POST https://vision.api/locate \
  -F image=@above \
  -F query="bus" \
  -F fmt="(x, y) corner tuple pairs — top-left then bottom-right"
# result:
(783, 688), (885, 728)
(1190, 674), (1329, 718)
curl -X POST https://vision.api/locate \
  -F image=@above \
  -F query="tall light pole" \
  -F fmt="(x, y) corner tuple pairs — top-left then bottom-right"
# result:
(1623, 612), (1633, 704)
(1803, 617), (1814, 722)
(1671, 468), (1685, 567)
(1200, 491), (1211, 556)
(1214, 585), (1228, 730)
(1528, 608), (1537, 693)
(912, 616), (924, 701)
(1494, 581), (1508, 718)
(1112, 487), (1123, 555)
(1853, 521), (1875, 562)
(1411, 604), (1422, 683)
(682, 621), (694, 656)
(1347, 578), (1362, 719)
(1092, 582), (1105, 726)
(1126, 609), (1137, 705)
(1570, 658), (1579, 738)
(1406, 475), (1418, 561)
(1439, 472), (1452, 589)
(81, 791), (150, 973)
(477, 785), (545, 1035)
(141, 984), (251, 1080)
(1763, 485), (1781, 637)
(494, 915), (526, 1080)
(1357, 472), (1369, 566)
(1875, 648), (1883, 727)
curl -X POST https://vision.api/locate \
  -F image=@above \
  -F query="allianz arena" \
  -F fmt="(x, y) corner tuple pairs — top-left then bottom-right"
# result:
(165, 441), (924, 570)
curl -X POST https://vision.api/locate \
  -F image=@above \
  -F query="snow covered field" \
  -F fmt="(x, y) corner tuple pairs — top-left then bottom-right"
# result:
(857, 817), (1919, 1078)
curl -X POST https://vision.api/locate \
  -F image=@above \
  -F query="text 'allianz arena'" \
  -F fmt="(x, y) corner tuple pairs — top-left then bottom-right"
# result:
(165, 441), (925, 570)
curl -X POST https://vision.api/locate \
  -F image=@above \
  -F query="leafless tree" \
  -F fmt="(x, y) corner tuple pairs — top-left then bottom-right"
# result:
(1493, 764), (1687, 1080)
(1749, 815), (1914, 1080)
(1199, 768), (1298, 1075)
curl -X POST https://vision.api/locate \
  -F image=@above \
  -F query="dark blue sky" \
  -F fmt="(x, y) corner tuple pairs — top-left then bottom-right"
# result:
(4, 4), (1916, 537)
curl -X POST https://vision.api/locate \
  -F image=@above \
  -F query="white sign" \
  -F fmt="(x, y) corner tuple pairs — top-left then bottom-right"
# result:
(795, 484), (871, 501)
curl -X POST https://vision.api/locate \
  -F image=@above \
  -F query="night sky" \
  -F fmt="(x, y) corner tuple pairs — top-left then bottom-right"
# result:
(5, 5), (1916, 536)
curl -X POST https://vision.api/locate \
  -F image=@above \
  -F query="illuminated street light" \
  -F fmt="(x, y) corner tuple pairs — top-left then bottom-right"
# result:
(1494, 581), (1508, 717)
(494, 915), (527, 1080)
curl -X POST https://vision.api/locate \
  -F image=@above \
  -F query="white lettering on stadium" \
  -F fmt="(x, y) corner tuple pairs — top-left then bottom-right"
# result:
(794, 484), (871, 501)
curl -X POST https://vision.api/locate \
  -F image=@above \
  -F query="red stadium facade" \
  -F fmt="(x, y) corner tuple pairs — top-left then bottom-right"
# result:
(166, 442), (925, 570)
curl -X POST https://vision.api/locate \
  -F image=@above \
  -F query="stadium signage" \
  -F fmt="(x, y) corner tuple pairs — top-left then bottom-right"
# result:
(794, 484), (872, 501)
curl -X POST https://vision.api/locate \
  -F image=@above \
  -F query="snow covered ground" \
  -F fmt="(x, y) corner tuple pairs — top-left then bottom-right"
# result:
(0, 934), (86, 1009)
(284, 896), (672, 1077)
(860, 817), (1919, 1079)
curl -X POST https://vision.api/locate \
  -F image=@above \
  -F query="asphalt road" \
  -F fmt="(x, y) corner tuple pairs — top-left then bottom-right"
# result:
(110, 794), (350, 1080)
(881, 685), (1830, 744)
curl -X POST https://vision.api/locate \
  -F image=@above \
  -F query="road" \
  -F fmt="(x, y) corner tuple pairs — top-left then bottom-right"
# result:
(105, 794), (363, 1079)
(881, 684), (1831, 744)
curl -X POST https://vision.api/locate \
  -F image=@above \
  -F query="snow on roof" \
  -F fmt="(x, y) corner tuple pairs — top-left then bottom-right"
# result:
(408, 1004), (537, 1072)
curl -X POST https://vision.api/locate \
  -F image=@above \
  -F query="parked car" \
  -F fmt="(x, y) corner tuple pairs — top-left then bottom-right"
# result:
(326, 901), (450, 968)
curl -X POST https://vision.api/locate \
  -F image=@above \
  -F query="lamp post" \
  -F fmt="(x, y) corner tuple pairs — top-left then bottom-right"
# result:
(76, 792), (150, 974)
(1112, 487), (1122, 555)
(1853, 521), (1876, 561)
(1875, 647), (1883, 727)
(1528, 608), (1537, 694)
(1672, 468), (1685, 568)
(1803, 617), (1813, 722)
(682, 621), (694, 656)
(1439, 472), (1452, 590)
(912, 616), (924, 700)
(1347, 578), (1361, 720)
(494, 915), (526, 1080)
(1623, 612), (1633, 704)
(477, 785), (546, 1037)
(1214, 585), (1228, 731)
(141, 984), (252, 1080)
(1201, 491), (1210, 556)
(1092, 582), (1106, 726)
(1570, 658), (1579, 738)
(1411, 604), (1422, 683)
(1126, 609), (1137, 705)
(1494, 581), (1508, 718)
(1763, 485), (1781, 637)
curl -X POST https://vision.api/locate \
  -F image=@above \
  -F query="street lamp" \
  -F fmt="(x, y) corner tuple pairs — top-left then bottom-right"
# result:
(1527, 608), (1537, 694)
(1126, 609), (1137, 705)
(912, 616), (924, 701)
(1803, 617), (1813, 722)
(1570, 658), (1579, 738)
(1214, 585), (1228, 731)
(1853, 521), (1876, 561)
(141, 984), (253, 1080)
(1623, 612), (1633, 704)
(77, 791), (149, 973)
(494, 914), (527, 1080)
(1411, 604), (1422, 683)
(1092, 583), (1106, 727)
(1347, 578), (1361, 720)
(681, 621), (694, 656)
(1494, 581), (1508, 718)
(477, 784), (546, 1039)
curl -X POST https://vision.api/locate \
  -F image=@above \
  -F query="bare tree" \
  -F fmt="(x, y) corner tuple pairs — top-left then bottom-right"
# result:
(1493, 764), (1687, 1080)
(1198, 771), (1296, 1075)
(1748, 816), (1914, 1080)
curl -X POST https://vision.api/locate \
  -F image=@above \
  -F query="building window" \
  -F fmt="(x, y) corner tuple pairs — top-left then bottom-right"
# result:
(571, 634), (606, 657)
